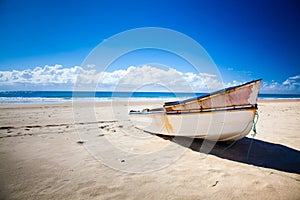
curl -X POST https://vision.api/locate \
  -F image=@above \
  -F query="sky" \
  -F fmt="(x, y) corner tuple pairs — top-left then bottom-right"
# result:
(0, 0), (299, 93)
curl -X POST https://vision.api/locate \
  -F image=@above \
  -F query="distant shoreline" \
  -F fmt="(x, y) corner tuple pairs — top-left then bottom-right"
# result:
(0, 97), (300, 105)
(0, 91), (300, 104)
(258, 98), (300, 103)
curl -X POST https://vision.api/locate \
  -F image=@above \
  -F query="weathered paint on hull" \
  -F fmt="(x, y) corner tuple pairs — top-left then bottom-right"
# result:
(130, 108), (256, 141)
(164, 79), (262, 113)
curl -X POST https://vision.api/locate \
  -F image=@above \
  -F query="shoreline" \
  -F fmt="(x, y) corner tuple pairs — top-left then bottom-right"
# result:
(0, 98), (299, 113)
(0, 97), (299, 106)
(258, 98), (300, 102)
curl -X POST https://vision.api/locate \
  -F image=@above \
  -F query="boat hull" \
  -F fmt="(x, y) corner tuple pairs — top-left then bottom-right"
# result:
(130, 108), (256, 141)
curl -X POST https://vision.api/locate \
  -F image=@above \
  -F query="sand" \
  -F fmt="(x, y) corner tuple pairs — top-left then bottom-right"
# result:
(0, 100), (299, 199)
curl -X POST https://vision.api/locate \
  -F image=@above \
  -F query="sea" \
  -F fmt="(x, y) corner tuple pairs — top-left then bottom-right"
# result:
(0, 91), (299, 104)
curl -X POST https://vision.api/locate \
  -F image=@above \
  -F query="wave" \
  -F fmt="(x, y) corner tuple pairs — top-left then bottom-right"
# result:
(0, 91), (299, 104)
(0, 97), (183, 104)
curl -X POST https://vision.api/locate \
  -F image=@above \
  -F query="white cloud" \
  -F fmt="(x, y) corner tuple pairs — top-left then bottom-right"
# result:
(0, 65), (78, 85)
(121, 66), (192, 91)
(0, 65), (93, 90)
(0, 65), (227, 92)
(261, 75), (300, 94)
(1, 64), (299, 94)
(97, 65), (228, 92)
(282, 75), (300, 86)
(86, 64), (96, 69)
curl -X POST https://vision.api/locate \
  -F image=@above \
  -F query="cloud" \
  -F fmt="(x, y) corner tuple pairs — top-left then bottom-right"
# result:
(0, 65), (91, 90)
(0, 65), (78, 85)
(282, 75), (300, 86)
(1, 64), (299, 94)
(112, 65), (191, 92)
(97, 65), (228, 92)
(261, 75), (300, 94)
(0, 64), (228, 92)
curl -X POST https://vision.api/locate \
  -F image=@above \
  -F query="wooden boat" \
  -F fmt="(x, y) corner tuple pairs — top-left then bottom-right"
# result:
(129, 79), (262, 141)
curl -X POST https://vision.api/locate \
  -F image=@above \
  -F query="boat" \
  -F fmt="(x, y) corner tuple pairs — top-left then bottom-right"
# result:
(129, 79), (262, 141)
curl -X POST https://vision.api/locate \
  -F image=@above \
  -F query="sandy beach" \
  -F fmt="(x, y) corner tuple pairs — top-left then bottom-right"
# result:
(0, 100), (299, 199)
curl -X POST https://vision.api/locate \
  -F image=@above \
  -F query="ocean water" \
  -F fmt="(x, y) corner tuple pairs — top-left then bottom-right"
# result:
(0, 91), (299, 104)
(0, 91), (203, 104)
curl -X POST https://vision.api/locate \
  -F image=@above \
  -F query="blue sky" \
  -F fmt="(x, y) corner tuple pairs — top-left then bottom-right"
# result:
(0, 0), (299, 93)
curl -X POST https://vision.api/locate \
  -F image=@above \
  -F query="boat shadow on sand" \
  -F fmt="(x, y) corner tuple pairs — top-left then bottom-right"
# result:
(157, 135), (300, 174)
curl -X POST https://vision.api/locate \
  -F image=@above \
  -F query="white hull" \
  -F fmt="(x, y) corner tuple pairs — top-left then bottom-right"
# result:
(130, 108), (256, 141)
(129, 79), (261, 141)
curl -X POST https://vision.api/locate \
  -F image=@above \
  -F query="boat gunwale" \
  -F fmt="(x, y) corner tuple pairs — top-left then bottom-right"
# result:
(129, 104), (257, 115)
(165, 104), (257, 114)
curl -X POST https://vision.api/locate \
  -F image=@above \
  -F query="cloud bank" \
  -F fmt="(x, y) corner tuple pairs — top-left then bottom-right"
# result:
(0, 64), (299, 93)
(261, 75), (300, 94)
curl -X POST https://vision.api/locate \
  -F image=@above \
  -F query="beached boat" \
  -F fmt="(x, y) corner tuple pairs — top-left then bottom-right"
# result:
(129, 79), (262, 141)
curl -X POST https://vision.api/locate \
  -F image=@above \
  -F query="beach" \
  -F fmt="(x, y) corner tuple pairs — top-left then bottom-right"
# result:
(0, 100), (299, 199)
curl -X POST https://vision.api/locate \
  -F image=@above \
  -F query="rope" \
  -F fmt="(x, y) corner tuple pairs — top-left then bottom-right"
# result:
(252, 110), (259, 137)
(246, 110), (259, 162)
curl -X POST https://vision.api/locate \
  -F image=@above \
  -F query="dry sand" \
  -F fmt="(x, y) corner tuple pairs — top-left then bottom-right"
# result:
(0, 100), (299, 199)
